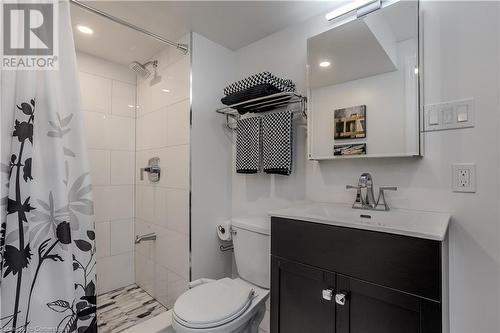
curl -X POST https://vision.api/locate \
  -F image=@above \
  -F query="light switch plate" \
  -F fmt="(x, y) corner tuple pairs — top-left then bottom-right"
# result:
(452, 163), (476, 193)
(424, 98), (475, 132)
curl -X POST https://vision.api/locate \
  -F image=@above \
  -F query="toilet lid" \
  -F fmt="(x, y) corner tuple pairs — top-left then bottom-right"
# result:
(173, 278), (255, 329)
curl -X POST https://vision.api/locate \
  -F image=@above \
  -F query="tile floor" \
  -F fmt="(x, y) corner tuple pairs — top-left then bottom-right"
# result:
(97, 284), (168, 333)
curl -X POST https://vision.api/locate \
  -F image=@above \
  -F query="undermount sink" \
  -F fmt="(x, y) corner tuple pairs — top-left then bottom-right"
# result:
(269, 202), (450, 241)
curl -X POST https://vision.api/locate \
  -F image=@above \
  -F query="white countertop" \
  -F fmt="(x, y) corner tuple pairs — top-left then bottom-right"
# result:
(269, 202), (451, 241)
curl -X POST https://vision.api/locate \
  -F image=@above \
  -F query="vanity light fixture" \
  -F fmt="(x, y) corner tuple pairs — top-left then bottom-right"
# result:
(76, 25), (94, 35)
(319, 61), (331, 68)
(162, 88), (171, 93)
(414, 67), (419, 75)
(127, 104), (135, 108)
(325, 0), (378, 21)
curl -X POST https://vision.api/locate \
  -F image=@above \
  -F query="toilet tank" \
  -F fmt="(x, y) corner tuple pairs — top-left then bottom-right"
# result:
(231, 217), (270, 289)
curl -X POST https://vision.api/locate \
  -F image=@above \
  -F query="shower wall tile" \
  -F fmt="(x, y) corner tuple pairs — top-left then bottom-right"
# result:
(135, 219), (155, 259)
(136, 108), (168, 150)
(136, 185), (155, 222)
(110, 219), (135, 255)
(137, 79), (152, 116)
(96, 221), (111, 259)
(161, 145), (190, 189)
(166, 99), (190, 146)
(78, 52), (137, 294)
(88, 149), (110, 186)
(165, 188), (189, 235)
(79, 72), (112, 114)
(166, 270), (189, 308)
(155, 226), (189, 279)
(135, 253), (155, 295)
(97, 251), (135, 293)
(77, 52), (136, 85)
(155, 264), (169, 306)
(92, 185), (134, 222)
(135, 38), (190, 308)
(151, 57), (190, 112)
(110, 151), (135, 185)
(112, 81), (136, 118)
(84, 112), (135, 151)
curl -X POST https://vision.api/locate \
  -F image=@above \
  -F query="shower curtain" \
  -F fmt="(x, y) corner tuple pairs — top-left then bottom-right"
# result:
(0, 2), (96, 332)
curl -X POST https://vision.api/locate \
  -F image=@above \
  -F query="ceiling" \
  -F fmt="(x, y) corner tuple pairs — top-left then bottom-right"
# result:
(71, 1), (342, 65)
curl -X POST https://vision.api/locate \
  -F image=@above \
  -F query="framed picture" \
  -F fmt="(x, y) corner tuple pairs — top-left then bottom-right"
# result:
(334, 105), (366, 140)
(334, 143), (367, 156)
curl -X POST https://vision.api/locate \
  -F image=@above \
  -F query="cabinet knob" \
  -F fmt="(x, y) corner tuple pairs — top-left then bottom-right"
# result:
(335, 292), (347, 306)
(322, 289), (334, 301)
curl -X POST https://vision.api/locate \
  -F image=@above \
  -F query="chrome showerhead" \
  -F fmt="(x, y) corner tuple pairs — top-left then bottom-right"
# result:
(129, 61), (150, 78)
(129, 60), (161, 86)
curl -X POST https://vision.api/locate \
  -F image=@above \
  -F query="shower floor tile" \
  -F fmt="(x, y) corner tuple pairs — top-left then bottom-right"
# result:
(97, 284), (168, 333)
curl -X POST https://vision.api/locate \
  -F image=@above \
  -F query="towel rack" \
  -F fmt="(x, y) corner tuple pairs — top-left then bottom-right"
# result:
(216, 92), (307, 130)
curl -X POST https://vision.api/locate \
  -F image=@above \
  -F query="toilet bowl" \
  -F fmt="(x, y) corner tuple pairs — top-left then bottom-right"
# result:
(171, 217), (271, 333)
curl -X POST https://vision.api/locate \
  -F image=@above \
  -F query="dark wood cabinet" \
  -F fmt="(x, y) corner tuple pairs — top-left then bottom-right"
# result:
(271, 217), (446, 333)
(271, 257), (335, 333)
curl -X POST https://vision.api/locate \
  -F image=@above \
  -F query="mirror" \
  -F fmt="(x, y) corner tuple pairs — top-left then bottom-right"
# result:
(307, 0), (421, 159)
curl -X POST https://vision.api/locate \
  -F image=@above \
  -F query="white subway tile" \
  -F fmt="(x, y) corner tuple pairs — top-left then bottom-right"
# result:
(160, 145), (190, 189)
(136, 185), (155, 223)
(79, 72), (112, 114)
(111, 151), (135, 185)
(166, 270), (189, 308)
(137, 109), (168, 150)
(151, 57), (190, 111)
(166, 188), (189, 235)
(97, 252), (134, 293)
(155, 227), (189, 279)
(137, 79), (152, 116)
(88, 149), (110, 185)
(95, 222), (110, 259)
(112, 81), (136, 118)
(166, 100), (190, 146)
(92, 185), (134, 222)
(110, 219), (134, 255)
(84, 113), (135, 151)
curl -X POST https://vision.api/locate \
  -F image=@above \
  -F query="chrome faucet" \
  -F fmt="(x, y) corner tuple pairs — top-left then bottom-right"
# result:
(346, 173), (397, 211)
(135, 232), (157, 244)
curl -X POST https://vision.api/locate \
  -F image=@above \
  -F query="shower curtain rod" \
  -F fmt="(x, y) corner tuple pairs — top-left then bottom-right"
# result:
(69, 0), (189, 54)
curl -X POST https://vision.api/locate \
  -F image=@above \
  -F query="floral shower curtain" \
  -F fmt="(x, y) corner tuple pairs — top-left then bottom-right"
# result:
(0, 2), (96, 332)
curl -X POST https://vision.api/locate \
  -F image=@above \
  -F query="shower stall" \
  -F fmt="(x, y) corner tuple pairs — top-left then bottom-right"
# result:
(71, 2), (191, 331)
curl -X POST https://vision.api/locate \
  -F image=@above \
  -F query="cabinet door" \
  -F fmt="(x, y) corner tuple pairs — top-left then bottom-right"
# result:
(336, 275), (441, 333)
(271, 257), (336, 333)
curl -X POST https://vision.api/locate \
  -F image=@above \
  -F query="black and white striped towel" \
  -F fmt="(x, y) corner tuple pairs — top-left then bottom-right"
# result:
(236, 117), (261, 174)
(224, 72), (295, 96)
(262, 111), (293, 175)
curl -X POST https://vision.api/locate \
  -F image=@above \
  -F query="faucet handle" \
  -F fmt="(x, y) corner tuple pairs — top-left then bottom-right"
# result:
(346, 185), (364, 206)
(376, 186), (398, 211)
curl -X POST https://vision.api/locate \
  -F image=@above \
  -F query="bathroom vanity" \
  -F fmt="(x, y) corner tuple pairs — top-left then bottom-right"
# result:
(269, 203), (450, 333)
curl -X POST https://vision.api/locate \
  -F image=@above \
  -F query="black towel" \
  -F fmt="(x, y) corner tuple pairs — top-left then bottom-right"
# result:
(221, 84), (281, 106)
(224, 72), (295, 96)
(236, 117), (261, 174)
(262, 111), (293, 175)
(221, 84), (292, 115)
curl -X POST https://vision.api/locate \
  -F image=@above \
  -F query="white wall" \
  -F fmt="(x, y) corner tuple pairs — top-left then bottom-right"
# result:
(232, 2), (500, 332)
(191, 33), (235, 281)
(76, 52), (136, 293)
(134, 35), (191, 308)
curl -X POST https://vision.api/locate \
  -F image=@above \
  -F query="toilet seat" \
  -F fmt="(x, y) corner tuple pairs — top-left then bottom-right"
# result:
(173, 278), (255, 329)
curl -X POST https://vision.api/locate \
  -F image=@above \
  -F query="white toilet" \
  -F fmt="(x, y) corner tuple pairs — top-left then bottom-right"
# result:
(172, 217), (270, 333)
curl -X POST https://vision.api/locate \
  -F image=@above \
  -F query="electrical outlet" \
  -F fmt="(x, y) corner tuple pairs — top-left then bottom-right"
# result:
(452, 163), (476, 193)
